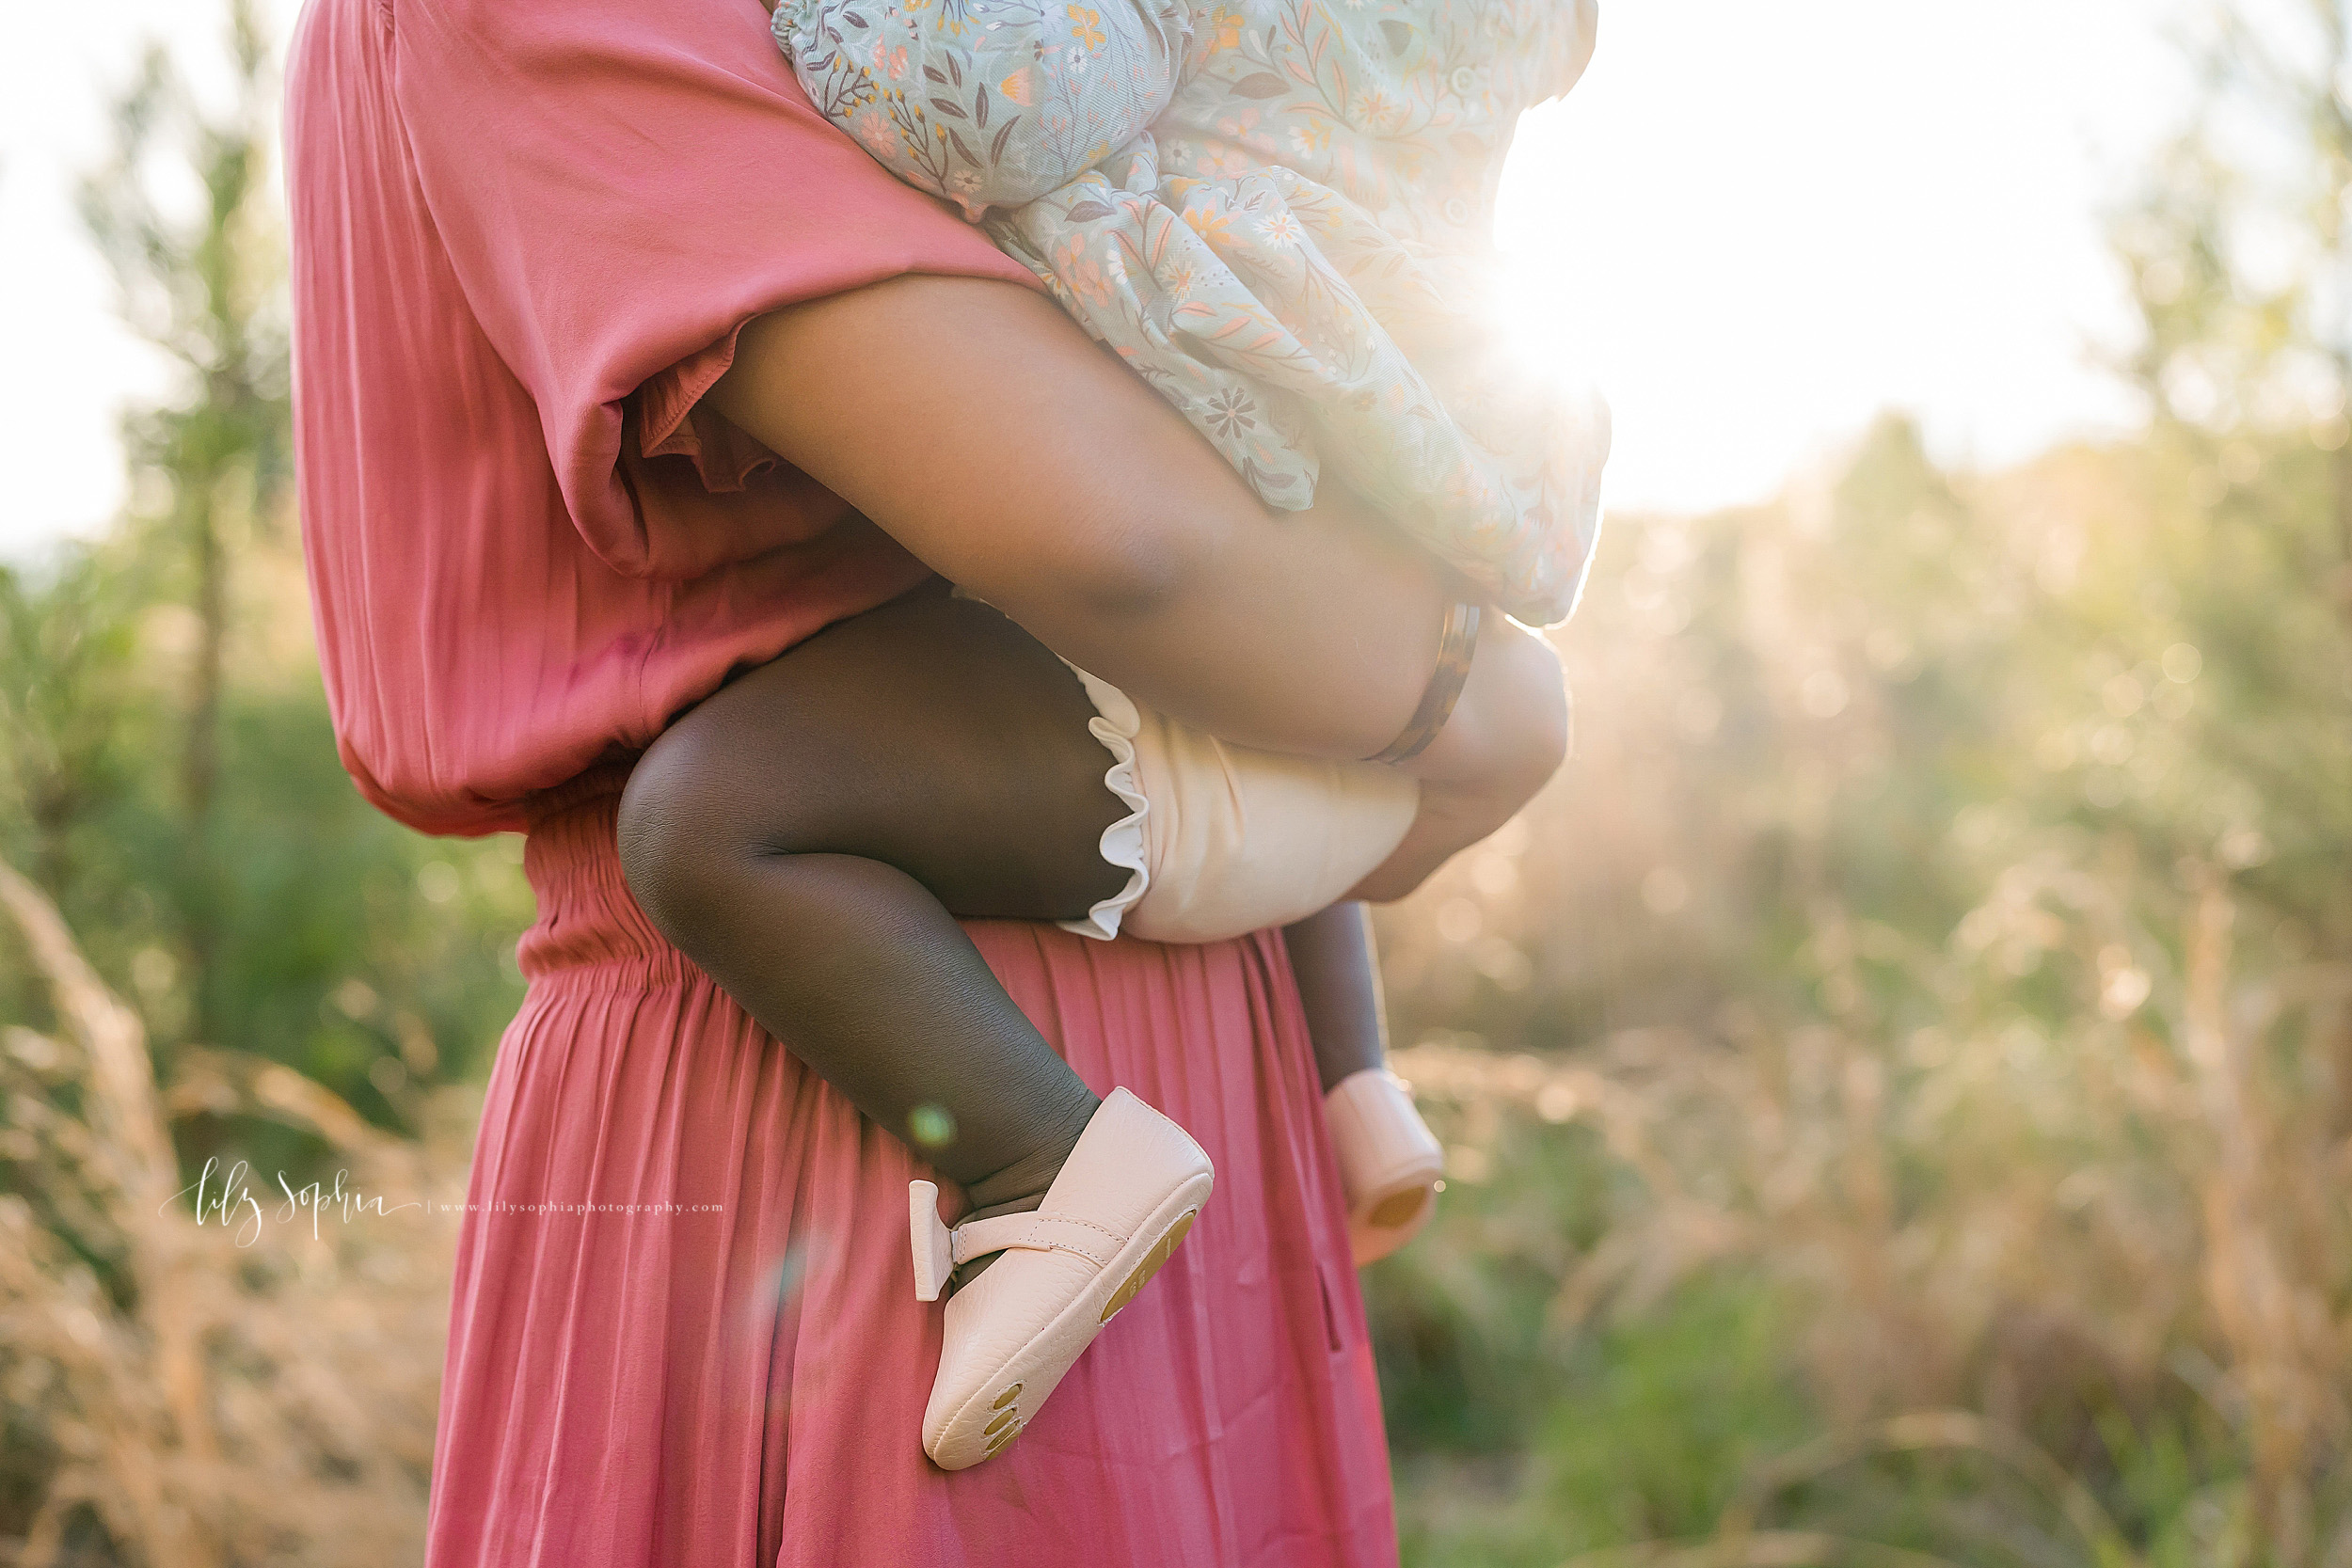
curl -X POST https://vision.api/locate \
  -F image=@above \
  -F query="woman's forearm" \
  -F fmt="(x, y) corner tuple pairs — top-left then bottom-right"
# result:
(711, 276), (1452, 760)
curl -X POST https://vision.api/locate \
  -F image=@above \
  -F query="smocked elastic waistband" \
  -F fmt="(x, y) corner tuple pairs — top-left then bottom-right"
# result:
(514, 765), (703, 985)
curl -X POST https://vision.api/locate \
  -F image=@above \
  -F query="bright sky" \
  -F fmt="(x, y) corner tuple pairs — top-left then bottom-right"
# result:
(1494, 0), (2186, 515)
(1, 0), (305, 561)
(0, 0), (2187, 560)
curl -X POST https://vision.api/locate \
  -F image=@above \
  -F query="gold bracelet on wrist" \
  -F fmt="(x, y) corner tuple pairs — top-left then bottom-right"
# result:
(1364, 600), (1482, 765)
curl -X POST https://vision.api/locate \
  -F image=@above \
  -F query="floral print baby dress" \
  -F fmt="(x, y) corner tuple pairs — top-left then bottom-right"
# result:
(777, 0), (1607, 623)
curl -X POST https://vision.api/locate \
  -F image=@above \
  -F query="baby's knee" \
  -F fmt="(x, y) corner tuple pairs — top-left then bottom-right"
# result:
(617, 720), (746, 936)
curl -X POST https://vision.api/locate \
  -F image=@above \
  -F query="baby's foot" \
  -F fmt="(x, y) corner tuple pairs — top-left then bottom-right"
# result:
(910, 1087), (1213, 1468)
(1325, 1069), (1443, 1264)
(946, 1125), (1080, 1279)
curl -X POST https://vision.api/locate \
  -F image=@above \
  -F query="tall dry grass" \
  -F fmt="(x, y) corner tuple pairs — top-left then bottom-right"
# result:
(5, 418), (2345, 1562)
(0, 860), (468, 1568)
(1394, 865), (2352, 1564)
(1375, 425), (2352, 1565)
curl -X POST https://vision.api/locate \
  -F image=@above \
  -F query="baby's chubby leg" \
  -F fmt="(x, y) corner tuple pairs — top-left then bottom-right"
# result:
(616, 589), (1131, 1212)
(622, 591), (1239, 1464)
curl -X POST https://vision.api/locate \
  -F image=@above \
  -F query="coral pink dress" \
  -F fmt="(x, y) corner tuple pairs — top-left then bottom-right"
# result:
(283, 0), (1397, 1563)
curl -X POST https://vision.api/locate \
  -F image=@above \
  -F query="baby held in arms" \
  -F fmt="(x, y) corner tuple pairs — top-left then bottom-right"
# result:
(613, 0), (1607, 1472)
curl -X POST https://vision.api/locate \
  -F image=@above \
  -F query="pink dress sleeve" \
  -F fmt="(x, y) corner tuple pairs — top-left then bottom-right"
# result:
(387, 0), (1041, 582)
(287, 0), (1041, 831)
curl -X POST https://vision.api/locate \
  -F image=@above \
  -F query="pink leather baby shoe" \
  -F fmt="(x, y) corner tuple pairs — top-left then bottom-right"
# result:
(910, 1087), (1214, 1468)
(1324, 1068), (1444, 1265)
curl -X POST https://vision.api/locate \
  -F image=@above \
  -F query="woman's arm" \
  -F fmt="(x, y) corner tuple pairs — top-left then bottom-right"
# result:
(710, 274), (1565, 791)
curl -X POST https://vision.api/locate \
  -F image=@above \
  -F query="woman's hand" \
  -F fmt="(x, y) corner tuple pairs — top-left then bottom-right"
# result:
(1343, 617), (1568, 903)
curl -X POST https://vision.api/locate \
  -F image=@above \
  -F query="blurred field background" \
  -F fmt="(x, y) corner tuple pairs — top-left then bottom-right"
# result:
(3, 0), (2350, 1564)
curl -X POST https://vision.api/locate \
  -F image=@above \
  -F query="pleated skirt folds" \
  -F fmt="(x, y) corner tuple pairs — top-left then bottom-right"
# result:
(422, 777), (1398, 1568)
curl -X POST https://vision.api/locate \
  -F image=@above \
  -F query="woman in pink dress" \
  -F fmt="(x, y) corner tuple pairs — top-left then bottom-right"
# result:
(283, 0), (1494, 1560)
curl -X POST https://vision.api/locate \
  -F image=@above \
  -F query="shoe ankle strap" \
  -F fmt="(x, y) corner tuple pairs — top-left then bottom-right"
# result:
(951, 1209), (1120, 1270)
(912, 1180), (1131, 1301)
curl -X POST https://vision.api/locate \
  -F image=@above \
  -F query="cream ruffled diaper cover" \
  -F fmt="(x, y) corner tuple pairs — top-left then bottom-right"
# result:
(1059, 668), (1420, 943)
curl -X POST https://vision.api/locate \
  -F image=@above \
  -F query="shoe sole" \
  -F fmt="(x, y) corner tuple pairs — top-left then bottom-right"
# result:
(928, 1173), (1213, 1469)
(980, 1208), (1194, 1461)
(1349, 1148), (1443, 1265)
(1101, 1207), (1196, 1323)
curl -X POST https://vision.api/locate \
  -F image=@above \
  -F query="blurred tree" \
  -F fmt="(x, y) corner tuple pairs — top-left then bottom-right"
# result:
(77, 0), (290, 1044)
(0, 0), (529, 1134)
(2114, 0), (2351, 607)
(0, 549), (152, 898)
(1375, 12), (2352, 1559)
(2099, 9), (2352, 1556)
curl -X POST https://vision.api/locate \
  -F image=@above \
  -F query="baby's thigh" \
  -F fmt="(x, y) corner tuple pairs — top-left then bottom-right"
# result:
(666, 590), (1130, 919)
